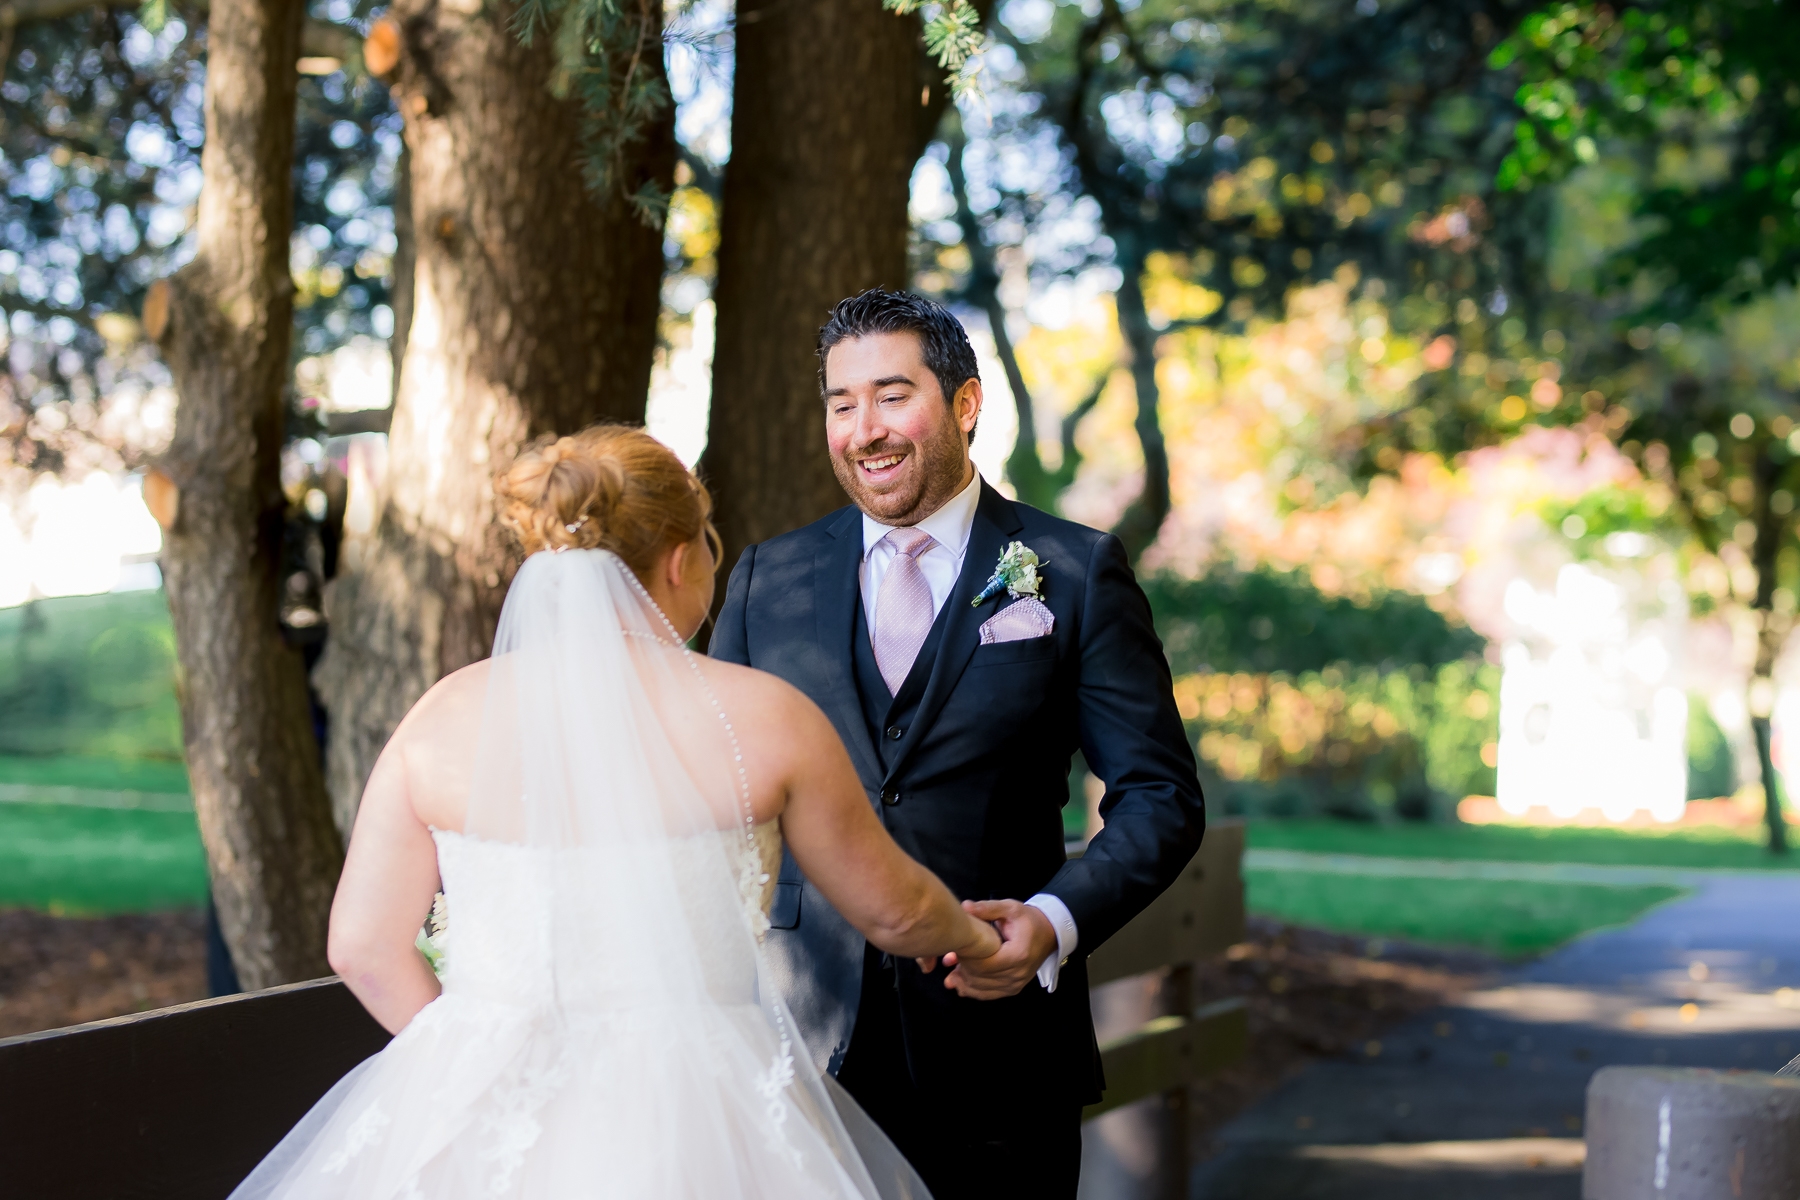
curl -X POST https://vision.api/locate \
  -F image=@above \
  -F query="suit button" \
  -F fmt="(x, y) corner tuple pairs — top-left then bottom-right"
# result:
(885, 725), (904, 740)
(879, 789), (900, 806)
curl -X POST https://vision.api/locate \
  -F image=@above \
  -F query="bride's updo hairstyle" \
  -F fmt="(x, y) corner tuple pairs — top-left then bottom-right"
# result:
(497, 424), (720, 577)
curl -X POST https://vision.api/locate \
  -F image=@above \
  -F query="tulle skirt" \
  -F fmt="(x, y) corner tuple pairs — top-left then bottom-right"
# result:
(228, 991), (927, 1200)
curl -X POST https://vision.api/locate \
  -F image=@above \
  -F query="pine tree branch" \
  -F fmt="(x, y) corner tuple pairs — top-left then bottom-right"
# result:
(0, 295), (98, 328)
(0, 0), (360, 64)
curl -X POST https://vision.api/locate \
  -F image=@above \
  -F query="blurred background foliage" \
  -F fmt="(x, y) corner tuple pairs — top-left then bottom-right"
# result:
(9, 0), (1800, 855)
(0, 591), (181, 763)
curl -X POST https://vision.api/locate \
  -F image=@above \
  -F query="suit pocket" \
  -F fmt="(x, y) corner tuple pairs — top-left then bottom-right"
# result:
(769, 882), (802, 930)
(968, 633), (1056, 666)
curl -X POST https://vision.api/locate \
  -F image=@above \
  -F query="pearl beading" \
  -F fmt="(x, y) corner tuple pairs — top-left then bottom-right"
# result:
(614, 566), (795, 1129)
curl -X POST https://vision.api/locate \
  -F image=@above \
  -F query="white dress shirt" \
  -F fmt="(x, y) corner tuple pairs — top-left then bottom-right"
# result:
(860, 470), (1080, 992)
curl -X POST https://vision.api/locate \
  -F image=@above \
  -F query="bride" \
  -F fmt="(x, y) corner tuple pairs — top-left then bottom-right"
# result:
(230, 425), (1002, 1199)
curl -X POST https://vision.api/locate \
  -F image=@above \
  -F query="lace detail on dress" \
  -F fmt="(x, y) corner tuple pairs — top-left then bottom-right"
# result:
(738, 852), (773, 942)
(318, 1100), (389, 1176)
(733, 820), (780, 942)
(478, 1043), (572, 1194)
(753, 1036), (803, 1167)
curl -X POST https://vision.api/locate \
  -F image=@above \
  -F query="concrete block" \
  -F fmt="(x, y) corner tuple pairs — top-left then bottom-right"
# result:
(1584, 1066), (1800, 1199)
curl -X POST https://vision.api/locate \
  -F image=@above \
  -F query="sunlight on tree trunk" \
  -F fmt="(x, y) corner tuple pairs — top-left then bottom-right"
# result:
(314, 0), (673, 830)
(152, 0), (343, 989)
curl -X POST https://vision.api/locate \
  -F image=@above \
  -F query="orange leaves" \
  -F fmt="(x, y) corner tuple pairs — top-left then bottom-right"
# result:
(363, 18), (402, 79)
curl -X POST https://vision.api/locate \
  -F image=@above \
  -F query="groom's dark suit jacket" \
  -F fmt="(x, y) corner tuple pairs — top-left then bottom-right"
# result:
(710, 480), (1204, 1111)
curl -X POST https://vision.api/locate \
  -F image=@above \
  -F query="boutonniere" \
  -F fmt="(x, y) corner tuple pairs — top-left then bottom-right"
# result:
(972, 540), (1044, 607)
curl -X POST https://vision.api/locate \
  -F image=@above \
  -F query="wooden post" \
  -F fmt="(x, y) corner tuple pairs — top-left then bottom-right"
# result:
(1079, 820), (1249, 1198)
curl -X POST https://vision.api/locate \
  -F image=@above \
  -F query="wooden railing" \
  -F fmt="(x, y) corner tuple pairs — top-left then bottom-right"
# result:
(0, 822), (1244, 1199)
(1081, 818), (1248, 1121)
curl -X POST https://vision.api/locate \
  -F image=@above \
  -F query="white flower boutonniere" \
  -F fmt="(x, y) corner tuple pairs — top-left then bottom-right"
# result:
(972, 540), (1044, 607)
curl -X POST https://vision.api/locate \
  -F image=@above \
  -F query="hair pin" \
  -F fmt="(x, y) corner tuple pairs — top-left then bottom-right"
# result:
(566, 515), (588, 534)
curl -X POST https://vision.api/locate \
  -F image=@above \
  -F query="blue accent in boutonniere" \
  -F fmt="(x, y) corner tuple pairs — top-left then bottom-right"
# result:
(972, 540), (1045, 608)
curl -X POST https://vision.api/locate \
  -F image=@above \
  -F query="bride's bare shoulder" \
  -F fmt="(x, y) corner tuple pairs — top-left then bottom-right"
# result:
(391, 659), (491, 745)
(694, 657), (827, 732)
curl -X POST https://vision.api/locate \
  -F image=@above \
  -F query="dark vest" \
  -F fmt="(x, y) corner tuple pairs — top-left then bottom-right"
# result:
(851, 591), (951, 775)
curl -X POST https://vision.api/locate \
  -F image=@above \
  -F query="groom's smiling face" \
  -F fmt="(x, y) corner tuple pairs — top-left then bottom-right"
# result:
(824, 331), (981, 526)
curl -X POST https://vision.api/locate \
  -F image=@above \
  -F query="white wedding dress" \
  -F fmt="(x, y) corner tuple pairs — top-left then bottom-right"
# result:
(229, 549), (927, 1200)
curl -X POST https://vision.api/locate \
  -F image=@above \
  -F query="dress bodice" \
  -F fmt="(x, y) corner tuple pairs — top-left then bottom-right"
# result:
(429, 820), (782, 1011)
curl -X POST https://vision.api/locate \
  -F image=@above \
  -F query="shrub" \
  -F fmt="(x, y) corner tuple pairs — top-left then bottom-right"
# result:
(1147, 567), (1494, 821)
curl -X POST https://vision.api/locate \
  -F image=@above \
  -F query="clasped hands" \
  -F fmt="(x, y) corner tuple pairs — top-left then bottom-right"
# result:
(915, 899), (1059, 1001)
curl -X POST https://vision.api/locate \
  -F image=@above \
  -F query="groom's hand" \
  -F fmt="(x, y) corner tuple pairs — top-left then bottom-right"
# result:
(938, 900), (1058, 1000)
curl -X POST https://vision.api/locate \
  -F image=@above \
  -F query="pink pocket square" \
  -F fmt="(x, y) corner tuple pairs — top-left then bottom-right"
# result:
(978, 597), (1055, 644)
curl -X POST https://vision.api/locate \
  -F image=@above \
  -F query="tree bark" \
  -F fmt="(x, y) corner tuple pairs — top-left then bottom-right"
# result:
(313, 0), (673, 830)
(151, 0), (343, 989)
(701, 0), (924, 582)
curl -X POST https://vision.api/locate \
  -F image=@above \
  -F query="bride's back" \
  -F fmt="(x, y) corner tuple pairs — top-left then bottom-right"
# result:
(380, 427), (778, 1012)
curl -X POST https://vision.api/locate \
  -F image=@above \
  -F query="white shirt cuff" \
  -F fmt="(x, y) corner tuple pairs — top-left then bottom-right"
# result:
(1024, 893), (1079, 993)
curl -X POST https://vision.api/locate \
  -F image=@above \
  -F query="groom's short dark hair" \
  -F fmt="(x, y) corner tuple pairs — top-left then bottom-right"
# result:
(817, 289), (981, 412)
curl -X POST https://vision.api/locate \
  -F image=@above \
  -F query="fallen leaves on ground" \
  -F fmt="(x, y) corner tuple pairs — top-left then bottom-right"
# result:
(0, 908), (207, 1039)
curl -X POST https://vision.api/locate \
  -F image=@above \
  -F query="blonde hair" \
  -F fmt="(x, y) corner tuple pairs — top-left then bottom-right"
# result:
(496, 424), (720, 577)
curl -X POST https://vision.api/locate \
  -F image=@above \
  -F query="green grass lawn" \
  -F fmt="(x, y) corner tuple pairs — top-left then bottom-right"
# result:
(0, 801), (208, 915)
(1247, 867), (1688, 958)
(1247, 817), (1798, 871)
(0, 754), (190, 794)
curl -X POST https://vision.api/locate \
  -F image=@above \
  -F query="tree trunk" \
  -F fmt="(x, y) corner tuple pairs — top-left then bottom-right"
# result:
(1052, 8), (1173, 561)
(945, 124), (1051, 509)
(151, 0), (343, 989)
(701, 0), (924, 582)
(1748, 443), (1790, 854)
(1109, 237), (1172, 561)
(313, 0), (673, 830)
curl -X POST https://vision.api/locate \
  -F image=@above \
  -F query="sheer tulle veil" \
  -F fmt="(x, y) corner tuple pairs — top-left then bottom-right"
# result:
(230, 548), (926, 1199)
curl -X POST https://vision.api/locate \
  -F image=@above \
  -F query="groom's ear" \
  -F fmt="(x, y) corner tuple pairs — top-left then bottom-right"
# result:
(955, 378), (983, 441)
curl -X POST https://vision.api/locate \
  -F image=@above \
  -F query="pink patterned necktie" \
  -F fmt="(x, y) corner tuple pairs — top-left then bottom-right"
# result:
(873, 526), (938, 696)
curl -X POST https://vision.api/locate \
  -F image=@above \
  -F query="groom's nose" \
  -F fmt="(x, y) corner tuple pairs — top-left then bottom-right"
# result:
(851, 402), (891, 450)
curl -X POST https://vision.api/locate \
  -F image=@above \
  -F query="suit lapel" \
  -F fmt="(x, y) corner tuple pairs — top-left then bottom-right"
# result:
(883, 481), (1025, 786)
(815, 508), (884, 785)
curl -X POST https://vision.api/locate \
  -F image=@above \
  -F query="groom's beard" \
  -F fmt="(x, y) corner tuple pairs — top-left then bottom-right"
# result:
(833, 420), (971, 527)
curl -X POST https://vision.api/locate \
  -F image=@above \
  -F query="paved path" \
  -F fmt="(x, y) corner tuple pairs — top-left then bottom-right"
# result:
(1190, 866), (1800, 1199)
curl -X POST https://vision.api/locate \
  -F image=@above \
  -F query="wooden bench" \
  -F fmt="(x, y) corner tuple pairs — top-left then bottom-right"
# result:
(0, 821), (1244, 1199)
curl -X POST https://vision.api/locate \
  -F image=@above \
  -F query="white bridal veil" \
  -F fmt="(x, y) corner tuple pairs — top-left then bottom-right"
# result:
(230, 549), (926, 1200)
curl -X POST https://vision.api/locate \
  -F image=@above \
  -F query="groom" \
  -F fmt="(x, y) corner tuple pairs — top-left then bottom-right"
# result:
(709, 290), (1204, 1197)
